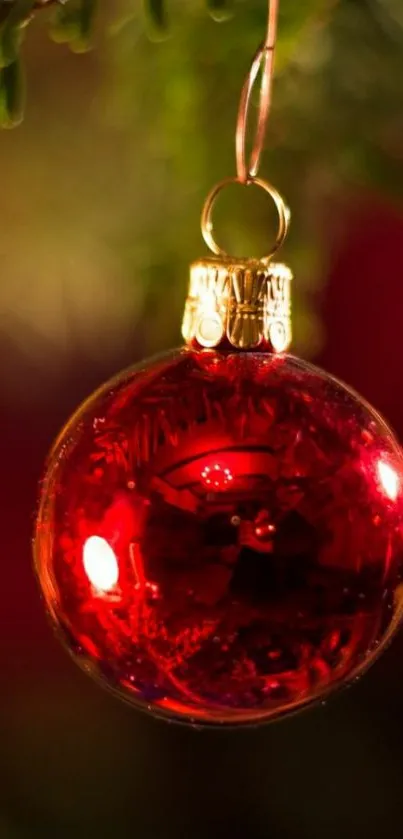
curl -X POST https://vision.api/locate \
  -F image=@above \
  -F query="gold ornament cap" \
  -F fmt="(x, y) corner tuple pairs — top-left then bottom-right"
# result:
(182, 257), (292, 353)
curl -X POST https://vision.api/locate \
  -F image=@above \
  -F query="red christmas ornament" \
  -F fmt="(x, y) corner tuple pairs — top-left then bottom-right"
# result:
(34, 344), (403, 725)
(33, 2), (403, 725)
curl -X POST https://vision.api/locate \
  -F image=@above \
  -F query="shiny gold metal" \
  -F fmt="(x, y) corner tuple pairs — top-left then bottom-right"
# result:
(201, 176), (290, 263)
(182, 258), (230, 349)
(236, 0), (279, 183)
(265, 260), (292, 352)
(182, 257), (292, 352)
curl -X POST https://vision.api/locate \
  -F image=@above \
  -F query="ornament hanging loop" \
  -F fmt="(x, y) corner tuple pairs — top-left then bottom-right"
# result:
(201, 175), (290, 263)
(236, 0), (279, 183)
(200, 0), (289, 265)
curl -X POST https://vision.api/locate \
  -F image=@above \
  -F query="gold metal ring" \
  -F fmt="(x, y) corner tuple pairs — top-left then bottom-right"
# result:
(201, 176), (290, 263)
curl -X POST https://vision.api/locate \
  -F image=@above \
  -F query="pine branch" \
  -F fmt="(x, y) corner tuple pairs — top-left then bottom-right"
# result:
(0, 0), (239, 128)
(0, 0), (61, 24)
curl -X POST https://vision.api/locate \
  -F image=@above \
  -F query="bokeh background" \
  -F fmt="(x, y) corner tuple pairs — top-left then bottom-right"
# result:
(2, 1), (403, 836)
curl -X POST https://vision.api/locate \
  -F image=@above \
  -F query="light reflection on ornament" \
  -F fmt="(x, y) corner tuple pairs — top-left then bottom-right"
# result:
(83, 536), (119, 592)
(378, 460), (399, 501)
(255, 523), (276, 538)
(129, 542), (160, 600)
(145, 581), (160, 600)
(255, 511), (276, 541)
(201, 463), (234, 491)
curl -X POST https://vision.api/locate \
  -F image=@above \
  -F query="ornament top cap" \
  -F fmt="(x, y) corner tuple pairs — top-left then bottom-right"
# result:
(182, 257), (292, 353)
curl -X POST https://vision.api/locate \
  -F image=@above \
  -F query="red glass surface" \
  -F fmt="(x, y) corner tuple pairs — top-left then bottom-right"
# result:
(34, 350), (403, 725)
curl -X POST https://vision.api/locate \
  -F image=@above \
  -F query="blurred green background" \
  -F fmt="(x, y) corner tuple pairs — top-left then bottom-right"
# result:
(2, 1), (403, 837)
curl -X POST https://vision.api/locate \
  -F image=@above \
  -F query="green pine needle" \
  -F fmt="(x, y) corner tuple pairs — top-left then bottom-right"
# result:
(70, 0), (97, 52)
(50, 0), (96, 51)
(0, 0), (35, 66)
(206, 0), (234, 23)
(143, 0), (170, 41)
(0, 57), (24, 127)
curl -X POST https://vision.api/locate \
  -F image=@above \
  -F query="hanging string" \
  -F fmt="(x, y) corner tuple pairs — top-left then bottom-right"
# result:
(236, 0), (279, 183)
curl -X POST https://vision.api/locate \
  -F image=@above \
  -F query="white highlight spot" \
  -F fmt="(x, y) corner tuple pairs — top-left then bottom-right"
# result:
(83, 536), (119, 591)
(378, 460), (399, 501)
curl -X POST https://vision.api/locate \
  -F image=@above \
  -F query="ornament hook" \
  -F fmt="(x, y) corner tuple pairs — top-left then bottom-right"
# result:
(236, 0), (279, 183)
(200, 0), (288, 263)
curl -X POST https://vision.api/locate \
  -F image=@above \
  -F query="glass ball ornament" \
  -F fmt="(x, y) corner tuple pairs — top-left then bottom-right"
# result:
(34, 349), (403, 725)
